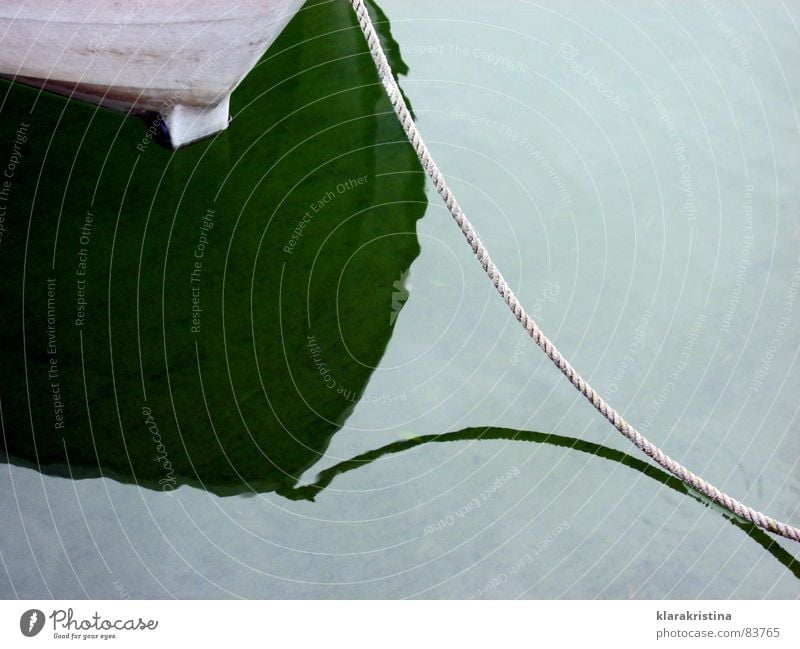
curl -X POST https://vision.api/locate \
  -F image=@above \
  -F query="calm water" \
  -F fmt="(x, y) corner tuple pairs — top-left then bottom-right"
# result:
(1, 0), (799, 598)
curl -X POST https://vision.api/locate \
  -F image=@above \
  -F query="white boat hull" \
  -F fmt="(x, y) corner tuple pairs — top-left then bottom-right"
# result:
(0, 0), (306, 147)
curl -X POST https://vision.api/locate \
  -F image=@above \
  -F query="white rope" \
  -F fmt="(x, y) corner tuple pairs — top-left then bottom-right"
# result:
(350, 0), (800, 542)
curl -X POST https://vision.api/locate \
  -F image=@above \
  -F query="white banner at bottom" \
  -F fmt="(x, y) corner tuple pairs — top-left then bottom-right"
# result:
(0, 600), (796, 648)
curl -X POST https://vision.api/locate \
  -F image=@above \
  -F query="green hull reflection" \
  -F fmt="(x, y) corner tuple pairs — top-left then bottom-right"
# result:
(0, 1), (426, 496)
(292, 426), (800, 579)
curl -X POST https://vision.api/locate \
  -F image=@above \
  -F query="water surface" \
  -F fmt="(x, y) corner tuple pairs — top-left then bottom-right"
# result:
(1, 0), (799, 598)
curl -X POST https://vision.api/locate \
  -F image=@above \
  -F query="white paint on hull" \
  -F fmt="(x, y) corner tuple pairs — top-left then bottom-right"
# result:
(163, 96), (230, 148)
(0, 0), (306, 147)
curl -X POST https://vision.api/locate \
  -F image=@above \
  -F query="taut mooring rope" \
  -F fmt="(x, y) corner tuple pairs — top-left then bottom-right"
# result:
(350, 0), (800, 542)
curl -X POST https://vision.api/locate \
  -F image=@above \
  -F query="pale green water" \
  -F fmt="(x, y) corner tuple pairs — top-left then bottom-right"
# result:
(1, 0), (799, 598)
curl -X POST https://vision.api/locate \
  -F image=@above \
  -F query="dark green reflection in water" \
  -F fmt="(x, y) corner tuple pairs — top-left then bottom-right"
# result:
(0, 0), (426, 495)
(287, 427), (800, 580)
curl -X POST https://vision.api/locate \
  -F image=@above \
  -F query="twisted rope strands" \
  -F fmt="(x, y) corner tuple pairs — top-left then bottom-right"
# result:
(350, 0), (799, 542)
